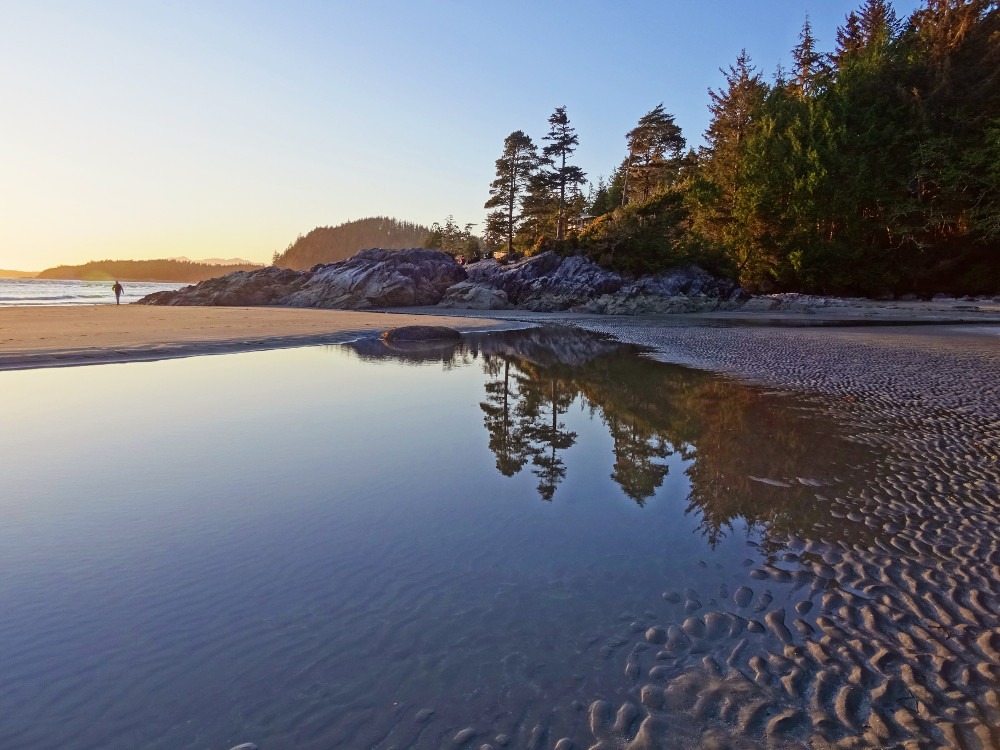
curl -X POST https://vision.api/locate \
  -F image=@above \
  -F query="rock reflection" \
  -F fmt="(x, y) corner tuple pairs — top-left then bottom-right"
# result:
(344, 326), (872, 545)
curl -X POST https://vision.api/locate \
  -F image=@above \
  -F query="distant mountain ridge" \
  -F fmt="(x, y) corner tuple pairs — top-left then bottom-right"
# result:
(36, 258), (263, 283)
(274, 216), (430, 270)
(168, 255), (256, 266)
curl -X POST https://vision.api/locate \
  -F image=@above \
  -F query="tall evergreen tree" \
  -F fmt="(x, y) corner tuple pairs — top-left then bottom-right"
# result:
(541, 107), (587, 239)
(791, 16), (827, 96)
(834, 10), (866, 63)
(624, 104), (686, 203)
(695, 50), (768, 252)
(484, 131), (539, 254)
(834, 0), (900, 66)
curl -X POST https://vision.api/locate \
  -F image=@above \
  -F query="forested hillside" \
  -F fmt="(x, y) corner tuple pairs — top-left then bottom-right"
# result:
(273, 217), (430, 269)
(37, 258), (263, 282)
(485, 0), (999, 296)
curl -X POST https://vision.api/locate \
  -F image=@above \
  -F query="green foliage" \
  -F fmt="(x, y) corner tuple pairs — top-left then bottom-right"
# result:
(488, 0), (1000, 294)
(579, 189), (700, 275)
(274, 217), (429, 269)
(587, 177), (613, 216)
(484, 131), (540, 254)
(423, 216), (480, 259)
(624, 104), (686, 204)
(539, 107), (587, 239)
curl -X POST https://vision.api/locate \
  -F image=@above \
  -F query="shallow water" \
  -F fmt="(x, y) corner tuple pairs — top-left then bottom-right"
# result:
(1, 327), (997, 749)
(0, 277), (184, 305)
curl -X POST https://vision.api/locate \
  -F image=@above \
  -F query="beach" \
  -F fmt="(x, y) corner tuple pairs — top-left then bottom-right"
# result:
(3, 303), (1000, 748)
(0, 305), (514, 370)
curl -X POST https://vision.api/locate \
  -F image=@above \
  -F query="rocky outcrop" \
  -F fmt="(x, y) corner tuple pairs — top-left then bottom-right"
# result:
(439, 252), (624, 311)
(137, 249), (465, 309)
(138, 247), (746, 315)
(439, 253), (744, 314)
(583, 265), (748, 314)
(284, 248), (466, 309)
(137, 266), (311, 306)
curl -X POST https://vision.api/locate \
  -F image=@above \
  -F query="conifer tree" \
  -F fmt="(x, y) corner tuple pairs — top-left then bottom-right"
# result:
(697, 50), (768, 250)
(541, 107), (587, 239)
(484, 131), (539, 254)
(791, 16), (827, 96)
(588, 177), (612, 216)
(624, 104), (686, 204)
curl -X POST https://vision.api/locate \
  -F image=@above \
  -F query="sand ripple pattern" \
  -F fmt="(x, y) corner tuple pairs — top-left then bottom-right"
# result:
(547, 321), (1000, 749)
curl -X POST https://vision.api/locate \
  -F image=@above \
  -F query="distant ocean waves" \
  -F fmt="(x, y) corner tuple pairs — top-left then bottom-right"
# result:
(0, 278), (187, 306)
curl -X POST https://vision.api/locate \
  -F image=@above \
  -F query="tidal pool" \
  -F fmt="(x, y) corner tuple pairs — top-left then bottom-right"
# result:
(0, 327), (996, 749)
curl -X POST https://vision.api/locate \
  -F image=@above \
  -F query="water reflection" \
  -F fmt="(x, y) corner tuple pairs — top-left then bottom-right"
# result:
(344, 327), (873, 547)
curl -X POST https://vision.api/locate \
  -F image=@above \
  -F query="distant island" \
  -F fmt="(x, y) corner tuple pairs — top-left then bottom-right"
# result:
(36, 258), (264, 283)
(0, 269), (38, 279)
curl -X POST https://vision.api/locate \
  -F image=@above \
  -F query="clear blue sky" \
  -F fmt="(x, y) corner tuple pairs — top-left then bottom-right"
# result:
(0, 0), (922, 269)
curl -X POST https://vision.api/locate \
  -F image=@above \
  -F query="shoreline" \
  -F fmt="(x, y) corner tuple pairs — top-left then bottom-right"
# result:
(0, 305), (521, 371)
(1, 302), (997, 373)
(4, 303), (999, 747)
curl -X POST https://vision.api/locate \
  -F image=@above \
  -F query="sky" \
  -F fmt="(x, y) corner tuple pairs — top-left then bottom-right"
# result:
(0, 0), (924, 270)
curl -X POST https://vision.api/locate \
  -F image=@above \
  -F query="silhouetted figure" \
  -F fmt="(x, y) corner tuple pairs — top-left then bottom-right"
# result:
(112, 281), (124, 305)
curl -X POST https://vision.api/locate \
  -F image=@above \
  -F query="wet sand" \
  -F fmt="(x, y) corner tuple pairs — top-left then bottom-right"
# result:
(4, 303), (1000, 747)
(546, 318), (1000, 748)
(385, 310), (999, 747)
(0, 305), (513, 370)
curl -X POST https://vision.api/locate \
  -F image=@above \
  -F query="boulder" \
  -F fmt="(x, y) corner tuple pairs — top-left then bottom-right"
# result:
(380, 326), (462, 343)
(284, 248), (466, 309)
(438, 280), (511, 310)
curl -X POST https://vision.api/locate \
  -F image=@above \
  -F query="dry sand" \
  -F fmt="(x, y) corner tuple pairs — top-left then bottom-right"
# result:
(0, 305), (513, 370)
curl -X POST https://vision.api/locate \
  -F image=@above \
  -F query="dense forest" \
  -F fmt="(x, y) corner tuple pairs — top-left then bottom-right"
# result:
(273, 216), (430, 269)
(484, 0), (999, 296)
(37, 258), (262, 282)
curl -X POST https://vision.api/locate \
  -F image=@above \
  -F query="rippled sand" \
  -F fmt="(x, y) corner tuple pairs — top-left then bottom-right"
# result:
(541, 321), (1000, 749)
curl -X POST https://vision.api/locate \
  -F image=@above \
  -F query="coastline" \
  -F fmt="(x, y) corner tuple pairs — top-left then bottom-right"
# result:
(4, 302), (999, 747)
(2, 301), (998, 372)
(0, 305), (520, 371)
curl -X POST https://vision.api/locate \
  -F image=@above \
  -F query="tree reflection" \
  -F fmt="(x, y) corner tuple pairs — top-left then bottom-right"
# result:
(480, 357), (530, 476)
(343, 327), (874, 547)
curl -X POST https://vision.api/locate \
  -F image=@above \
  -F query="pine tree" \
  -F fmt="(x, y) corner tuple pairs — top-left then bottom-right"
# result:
(624, 104), (686, 204)
(834, 0), (900, 66)
(696, 50), (768, 250)
(791, 16), (827, 96)
(484, 131), (539, 254)
(834, 10), (865, 64)
(541, 107), (587, 239)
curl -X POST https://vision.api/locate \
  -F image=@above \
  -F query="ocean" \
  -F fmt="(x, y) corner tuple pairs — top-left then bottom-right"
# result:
(0, 277), (186, 306)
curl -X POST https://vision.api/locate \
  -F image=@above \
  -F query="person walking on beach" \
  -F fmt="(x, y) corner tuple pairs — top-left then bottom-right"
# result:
(112, 281), (124, 305)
